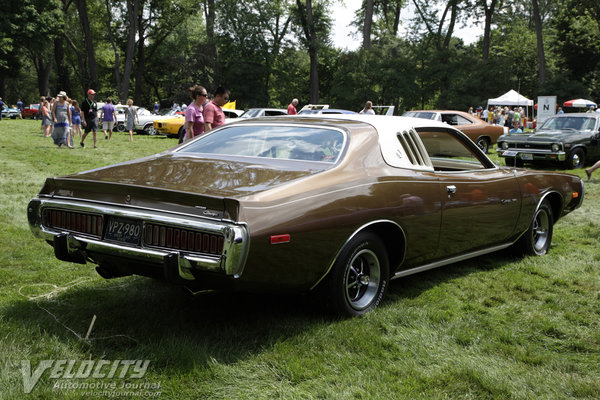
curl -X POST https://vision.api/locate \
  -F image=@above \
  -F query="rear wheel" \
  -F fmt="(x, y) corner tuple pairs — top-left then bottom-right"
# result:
(143, 123), (156, 135)
(564, 148), (585, 169)
(476, 137), (490, 153)
(514, 200), (553, 256)
(116, 122), (126, 132)
(325, 232), (389, 317)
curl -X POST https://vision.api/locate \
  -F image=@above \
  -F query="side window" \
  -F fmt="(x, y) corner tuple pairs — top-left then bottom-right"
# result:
(441, 114), (458, 125)
(455, 115), (472, 125)
(416, 128), (493, 171)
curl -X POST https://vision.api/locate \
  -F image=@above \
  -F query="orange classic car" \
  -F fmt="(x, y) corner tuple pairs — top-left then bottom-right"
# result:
(403, 110), (508, 153)
(27, 115), (584, 316)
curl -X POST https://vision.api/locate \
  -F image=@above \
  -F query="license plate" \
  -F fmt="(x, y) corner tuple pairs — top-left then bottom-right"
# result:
(104, 217), (142, 245)
(502, 150), (518, 157)
(520, 153), (533, 160)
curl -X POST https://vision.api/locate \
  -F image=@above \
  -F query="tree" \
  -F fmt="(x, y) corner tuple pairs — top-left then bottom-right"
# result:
(295, 0), (320, 103)
(531, 0), (546, 87)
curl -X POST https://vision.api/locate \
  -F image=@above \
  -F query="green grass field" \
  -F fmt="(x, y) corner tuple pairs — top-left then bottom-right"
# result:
(0, 119), (599, 399)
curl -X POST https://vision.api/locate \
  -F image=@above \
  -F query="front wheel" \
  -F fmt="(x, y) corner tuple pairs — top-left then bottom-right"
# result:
(514, 200), (553, 256)
(564, 148), (585, 169)
(116, 122), (126, 132)
(325, 232), (389, 317)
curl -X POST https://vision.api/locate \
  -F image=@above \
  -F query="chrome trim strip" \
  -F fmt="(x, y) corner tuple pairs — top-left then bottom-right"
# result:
(309, 219), (407, 290)
(391, 243), (512, 280)
(28, 197), (249, 278)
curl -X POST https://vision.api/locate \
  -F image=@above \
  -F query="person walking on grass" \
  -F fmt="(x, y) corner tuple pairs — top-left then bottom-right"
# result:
(51, 91), (72, 148)
(41, 99), (52, 137)
(585, 160), (600, 181)
(70, 100), (82, 139)
(80, 89), (98, 148)
(125, 99), (139, 142)
(100, 98), (118, 140)
(203, 87), (229, 133)
(184, 85), (207, 142)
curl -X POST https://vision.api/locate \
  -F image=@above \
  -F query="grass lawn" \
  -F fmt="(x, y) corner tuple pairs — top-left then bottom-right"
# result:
(0, 119), (599, 399)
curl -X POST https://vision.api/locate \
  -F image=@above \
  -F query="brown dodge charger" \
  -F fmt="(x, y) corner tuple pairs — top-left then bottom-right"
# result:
(27, 115), (584, 316)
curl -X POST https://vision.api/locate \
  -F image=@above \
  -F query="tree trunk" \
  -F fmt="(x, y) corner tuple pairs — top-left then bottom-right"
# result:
(54, 36), (71, 94)
(105, 0), (122, 98)
(363, 0), (374, 49)
(34, 57), (52, 97)
(75, 0), (98, 91)
(118, 0), (139, 102)
(296, 0), (319, 103)
(135, 8), (146, 104)
(204, 0), (220, 86)
(531, 0), (546, 86)
(481, 0), (497, 61)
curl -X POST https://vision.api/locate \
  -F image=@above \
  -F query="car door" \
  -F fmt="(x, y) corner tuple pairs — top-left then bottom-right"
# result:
(417, 127), (521, 258)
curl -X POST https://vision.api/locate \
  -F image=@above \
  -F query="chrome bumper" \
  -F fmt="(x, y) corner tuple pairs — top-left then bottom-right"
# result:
(27, 197), (249, 280)
(497, 148), (566, 161)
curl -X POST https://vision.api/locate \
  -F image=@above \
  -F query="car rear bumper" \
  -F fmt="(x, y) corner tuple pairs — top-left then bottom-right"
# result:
(27, 197), (250, 282)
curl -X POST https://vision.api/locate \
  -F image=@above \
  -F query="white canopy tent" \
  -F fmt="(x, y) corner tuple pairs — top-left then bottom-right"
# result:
(487, 89), (534, 121)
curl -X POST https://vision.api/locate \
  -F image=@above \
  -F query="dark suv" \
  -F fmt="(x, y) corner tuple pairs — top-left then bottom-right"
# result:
(496, 113), (600, 169)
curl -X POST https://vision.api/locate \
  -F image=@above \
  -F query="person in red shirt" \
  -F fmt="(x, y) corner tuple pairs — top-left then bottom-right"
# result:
(287, 98), (298, 115)
(203, 87), (230, 132)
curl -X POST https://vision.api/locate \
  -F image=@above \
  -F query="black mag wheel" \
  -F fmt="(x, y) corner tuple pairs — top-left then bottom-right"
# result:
(515, 200), (553, 256)
(327, 232), (389, 317)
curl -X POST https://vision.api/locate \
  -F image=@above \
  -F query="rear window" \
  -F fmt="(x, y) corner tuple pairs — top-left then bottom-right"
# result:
(178, 125), (346, 163)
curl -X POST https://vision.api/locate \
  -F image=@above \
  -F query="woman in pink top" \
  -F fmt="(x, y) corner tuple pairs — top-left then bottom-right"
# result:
(184, 85), (207, 142)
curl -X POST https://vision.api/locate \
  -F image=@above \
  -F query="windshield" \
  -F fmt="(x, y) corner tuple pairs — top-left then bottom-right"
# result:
(539, 116), (597, 131)
(178, 125), (345, 163)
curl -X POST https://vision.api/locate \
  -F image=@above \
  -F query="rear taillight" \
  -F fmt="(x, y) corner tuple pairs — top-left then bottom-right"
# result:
(143, 223), (224, 255)
(42, 209), (103, 237)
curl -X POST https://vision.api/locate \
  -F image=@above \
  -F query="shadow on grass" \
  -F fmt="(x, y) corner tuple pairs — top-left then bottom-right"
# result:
(3, 247), (530, 370)
(385, 248), (522, 301)
(3, 274), (329, 369)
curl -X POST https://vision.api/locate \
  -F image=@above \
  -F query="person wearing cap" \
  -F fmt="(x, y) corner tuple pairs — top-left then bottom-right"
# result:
(80, 89), (99, 148)
(51, 91), (72, 148)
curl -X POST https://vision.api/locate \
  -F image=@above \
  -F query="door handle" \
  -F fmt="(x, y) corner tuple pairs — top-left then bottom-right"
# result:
(446, 185), (457, 194)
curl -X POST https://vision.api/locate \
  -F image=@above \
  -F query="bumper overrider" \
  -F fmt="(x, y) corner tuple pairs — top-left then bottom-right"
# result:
(27, 197), (250, 285)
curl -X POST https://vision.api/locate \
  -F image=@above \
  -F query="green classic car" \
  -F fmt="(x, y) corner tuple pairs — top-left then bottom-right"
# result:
(497, 113), (600, 169)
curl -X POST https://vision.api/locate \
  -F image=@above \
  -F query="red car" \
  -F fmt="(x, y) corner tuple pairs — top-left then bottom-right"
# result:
(22, 104), (40, 119)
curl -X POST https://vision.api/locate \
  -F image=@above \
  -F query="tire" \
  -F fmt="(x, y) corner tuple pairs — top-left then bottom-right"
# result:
(514, 200), (553, 256)
(143, 123), (156, 135)
(325, 232), (389, 317)
(504, 157), (524, 167)
(117, 123), (126, 132)
(476, 137), (490, 153)
(177, 126), (186, 143)
(564, 148), (585, 169)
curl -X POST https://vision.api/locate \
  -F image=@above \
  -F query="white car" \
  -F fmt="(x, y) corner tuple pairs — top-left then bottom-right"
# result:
(240, 108), (287, 118)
